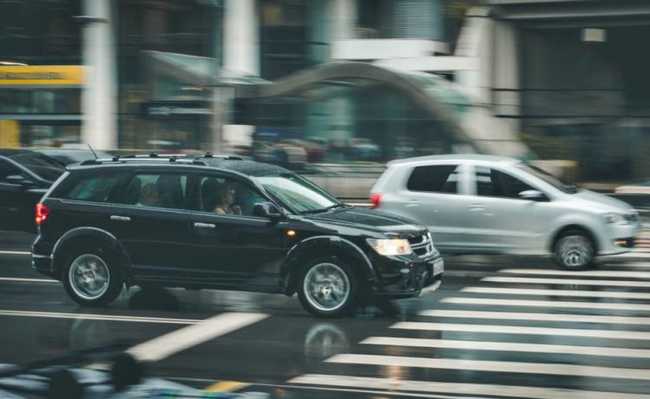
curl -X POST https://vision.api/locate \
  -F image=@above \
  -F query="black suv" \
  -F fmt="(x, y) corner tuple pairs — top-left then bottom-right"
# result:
(32, 154), (443, 317)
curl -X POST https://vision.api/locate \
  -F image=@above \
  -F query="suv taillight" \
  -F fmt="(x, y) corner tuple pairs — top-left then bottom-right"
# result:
(370, 193), (382, 209)
(35, 203), (50, 225)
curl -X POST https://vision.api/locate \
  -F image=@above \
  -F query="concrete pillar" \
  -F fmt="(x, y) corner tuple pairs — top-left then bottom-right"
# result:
(223, 0), (259, 75)
(81, 0), (117, 150)
(330, 0), (357, 41)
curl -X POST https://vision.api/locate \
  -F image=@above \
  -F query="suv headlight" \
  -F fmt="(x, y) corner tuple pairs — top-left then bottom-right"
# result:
(603, 213), (627, 224)
(367, 238), (413, 256)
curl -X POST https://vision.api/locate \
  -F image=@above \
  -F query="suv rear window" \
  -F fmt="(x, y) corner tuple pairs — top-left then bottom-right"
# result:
(407, 165), (460, 194)
(58, 173), (126, 203)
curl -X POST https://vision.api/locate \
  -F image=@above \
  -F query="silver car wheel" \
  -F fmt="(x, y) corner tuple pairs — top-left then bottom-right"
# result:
(68, 254), (111, 301)
(303, 263), (350, 312)
(558, 235), (593, 268)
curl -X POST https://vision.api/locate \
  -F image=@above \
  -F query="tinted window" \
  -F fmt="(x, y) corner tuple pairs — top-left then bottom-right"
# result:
(119, 173), (188, 210)
(8, 152), (64, 181)
(475, 166), (535, 199)
(193, 175), (266, 216)
(61, 173), (127, 203)
(407, 165), (460, 194)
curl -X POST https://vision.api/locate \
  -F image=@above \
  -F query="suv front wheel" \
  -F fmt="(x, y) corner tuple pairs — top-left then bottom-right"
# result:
(554, 230), (595, 270)
(62, 249), (123, 306)
(298, 258), (357, 318)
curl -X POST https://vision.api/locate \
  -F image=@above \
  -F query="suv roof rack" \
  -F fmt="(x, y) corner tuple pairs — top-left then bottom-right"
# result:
(78, 152), (243, 166)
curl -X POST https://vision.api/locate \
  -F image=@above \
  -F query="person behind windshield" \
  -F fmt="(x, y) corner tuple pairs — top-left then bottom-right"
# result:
(213, 183), (242, 215)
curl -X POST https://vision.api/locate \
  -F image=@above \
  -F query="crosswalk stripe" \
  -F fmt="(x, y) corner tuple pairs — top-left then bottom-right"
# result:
(463, 287), (650, 300)
(500, 268), (650, 278)
(362, 337), (650, 359)
(443, 297), (650, 311)
(482, 276), (650, 288)
(326, 354), (650, 381)
(419, 309), (650, 325)
(391, 322), (650, 340)
(289, 374), (650, 399)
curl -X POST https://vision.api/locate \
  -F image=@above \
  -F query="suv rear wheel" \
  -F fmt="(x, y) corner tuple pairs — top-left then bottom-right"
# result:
(62, 249), (123, 306)
(554, 230), (595, 270)
(298, 257), (357, 318)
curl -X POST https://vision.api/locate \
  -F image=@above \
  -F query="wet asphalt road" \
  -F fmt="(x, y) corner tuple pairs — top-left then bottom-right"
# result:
(1, 233), (650, 398)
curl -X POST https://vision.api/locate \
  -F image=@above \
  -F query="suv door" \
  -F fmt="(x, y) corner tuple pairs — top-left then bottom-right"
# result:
(184, 173), (286, 290)
(395, 163), (477, 253)
(467, 165), (546, 253)
(110, 171), (194, 282)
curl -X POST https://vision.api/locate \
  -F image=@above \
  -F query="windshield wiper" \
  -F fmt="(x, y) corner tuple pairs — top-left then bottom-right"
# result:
(300, 203), (346, 215)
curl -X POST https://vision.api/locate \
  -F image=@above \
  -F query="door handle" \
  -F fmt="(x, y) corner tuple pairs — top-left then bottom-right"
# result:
(193, 222), (216, 229)
(468, 204), (486, 212)
(110, 215), (131, 222)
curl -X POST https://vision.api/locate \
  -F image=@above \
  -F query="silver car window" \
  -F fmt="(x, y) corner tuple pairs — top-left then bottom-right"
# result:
(475, 166), (536, 199)
(406, 164), (460, 194)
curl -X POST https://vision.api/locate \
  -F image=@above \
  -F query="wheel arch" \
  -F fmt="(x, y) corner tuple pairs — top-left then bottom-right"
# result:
(281, 235), (376, 296)
(51, 227), (132, 281)
(549, 224), (599, 254)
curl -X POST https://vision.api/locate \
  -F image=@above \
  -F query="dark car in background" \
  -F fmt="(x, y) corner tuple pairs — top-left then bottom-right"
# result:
(32, 148), (113, 166)
(31, 154), (443, 317)
(0, 149), (65, 232)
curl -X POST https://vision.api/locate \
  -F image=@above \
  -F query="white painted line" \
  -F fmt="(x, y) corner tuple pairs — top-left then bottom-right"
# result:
(615, 252), (650, 259)
(419, 309), (650, 325)
(392, 322), (650, 340)
(0, 250), (31, 256)
(0, 309), (201, 324)
(0, 277), (57, 284)
(482, 276), (650, 288)
(289, 374), (650, 399)
(501, 268), (650, 278)
(463, 286), (650, 300)
(327, 354), (650, 381)
(362, 337), (650, 359)
(127, 312), (268, 362)
(443, 297), (650, 312)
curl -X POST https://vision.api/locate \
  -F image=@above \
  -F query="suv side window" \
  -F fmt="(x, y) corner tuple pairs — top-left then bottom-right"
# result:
(407, 164), (460, 194)
(475, 166), (536, 199)
(59, 172), (127, 203)
(119, 173), (188, 210)
(191, 175), (266, 216)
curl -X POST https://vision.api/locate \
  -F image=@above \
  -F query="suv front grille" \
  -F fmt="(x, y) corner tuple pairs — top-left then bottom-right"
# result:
(409, 233), (436, 258)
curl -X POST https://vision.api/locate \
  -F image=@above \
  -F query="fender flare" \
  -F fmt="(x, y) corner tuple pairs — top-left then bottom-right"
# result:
(51, 227), (132, 280)
(281, 235), (377, 294)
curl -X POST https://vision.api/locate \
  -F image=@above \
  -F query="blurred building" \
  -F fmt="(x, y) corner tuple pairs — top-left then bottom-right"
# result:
(483, 0), (650, 180)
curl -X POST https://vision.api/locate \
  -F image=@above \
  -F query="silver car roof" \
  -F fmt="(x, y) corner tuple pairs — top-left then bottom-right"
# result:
(387, 154), (519, 167)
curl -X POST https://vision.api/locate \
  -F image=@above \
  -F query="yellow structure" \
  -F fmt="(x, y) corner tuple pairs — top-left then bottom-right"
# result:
(0, 66), (84, 87)
(0, 120), (20, 148)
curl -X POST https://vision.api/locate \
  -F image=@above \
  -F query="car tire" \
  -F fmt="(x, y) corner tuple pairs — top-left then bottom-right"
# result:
(62, 247), (123, 306)
(554, 230), (595, 270)
(297, 257), (358, 318)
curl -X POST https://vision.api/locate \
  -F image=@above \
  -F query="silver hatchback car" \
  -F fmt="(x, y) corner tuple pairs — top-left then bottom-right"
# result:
(370, 155), (641, 269)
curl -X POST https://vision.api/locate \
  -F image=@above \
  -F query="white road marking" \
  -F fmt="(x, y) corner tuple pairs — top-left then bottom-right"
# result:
(0, 250), (31, 256)
(463, 286), (650, 300)
(443, 297), (650, 311)
(391, 322), (650, 340)
(419, 309), (650, 325)
(500, 268), (650, 278)
(327, 354), (650, 381)
(0, 277), (57, 284)
(0, 309), (201, 324)
(482, 276), (650, 288)
(362, 337), (650, 359)
(289, 374), (650, 399)
(127, 312), (268, 362)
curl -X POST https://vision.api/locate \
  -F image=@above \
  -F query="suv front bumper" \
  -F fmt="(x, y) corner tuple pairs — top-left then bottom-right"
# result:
(372, 254), (444, 299)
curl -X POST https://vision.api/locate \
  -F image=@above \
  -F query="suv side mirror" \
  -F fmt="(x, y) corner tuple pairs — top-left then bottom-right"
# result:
(519, 189), (546, 201)
(5, 174), (35, 187)
(253, 202), (283, 221)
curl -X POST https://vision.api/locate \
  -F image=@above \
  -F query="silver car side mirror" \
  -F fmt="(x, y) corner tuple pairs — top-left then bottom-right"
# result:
(519, 190), (546, 201)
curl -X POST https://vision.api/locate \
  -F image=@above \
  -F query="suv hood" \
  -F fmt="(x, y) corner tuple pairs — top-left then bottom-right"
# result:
(573, 190), (635, 213)
(301, 206), (426, 234)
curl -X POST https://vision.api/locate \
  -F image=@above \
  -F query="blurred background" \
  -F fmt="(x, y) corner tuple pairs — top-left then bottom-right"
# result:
(0, 0), (649, 198)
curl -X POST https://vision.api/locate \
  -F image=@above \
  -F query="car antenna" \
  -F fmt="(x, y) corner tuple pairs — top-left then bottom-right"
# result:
(87, 144), (99, 160)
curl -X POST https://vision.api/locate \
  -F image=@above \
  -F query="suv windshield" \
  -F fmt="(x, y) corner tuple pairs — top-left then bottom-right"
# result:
(254, 173), (341, 214)
(517, 163), (577, 194)
(9, 152), (65, 182)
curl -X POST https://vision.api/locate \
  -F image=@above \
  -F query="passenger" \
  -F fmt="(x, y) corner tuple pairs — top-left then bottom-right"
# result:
(213, 183), (242, 215)
(138, 183), (160, 207)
